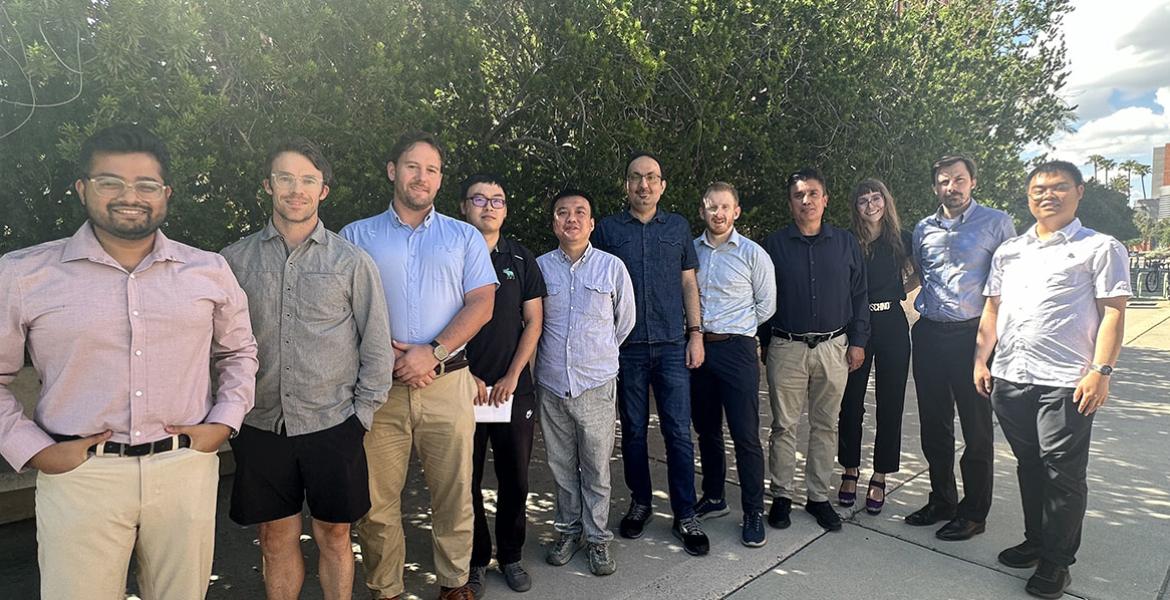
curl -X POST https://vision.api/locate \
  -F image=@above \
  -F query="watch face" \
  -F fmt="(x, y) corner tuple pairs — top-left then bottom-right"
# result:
(431, 342), (449, 361)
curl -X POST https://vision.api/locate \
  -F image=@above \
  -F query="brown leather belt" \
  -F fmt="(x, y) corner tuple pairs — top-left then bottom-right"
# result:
(434, 350), (469, 377)
(703, 332), (733, 343)
(50, 433), (191, 457)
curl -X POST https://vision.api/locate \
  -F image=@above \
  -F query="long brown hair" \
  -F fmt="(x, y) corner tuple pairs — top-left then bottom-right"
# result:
(849, 178), (906, 269)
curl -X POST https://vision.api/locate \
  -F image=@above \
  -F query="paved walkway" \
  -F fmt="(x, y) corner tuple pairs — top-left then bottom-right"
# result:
(3, 303), (1169, 599)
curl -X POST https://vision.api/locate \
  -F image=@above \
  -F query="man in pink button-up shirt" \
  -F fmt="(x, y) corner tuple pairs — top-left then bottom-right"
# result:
(0, 124), (258, 599)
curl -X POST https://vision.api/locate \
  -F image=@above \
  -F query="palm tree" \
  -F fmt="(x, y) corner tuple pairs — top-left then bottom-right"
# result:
(1100, 158), (1117, 187)
(1088, 154), (1106, 182)
(1133, 162), (1152, 199)
(1121, 159), (1142, 199)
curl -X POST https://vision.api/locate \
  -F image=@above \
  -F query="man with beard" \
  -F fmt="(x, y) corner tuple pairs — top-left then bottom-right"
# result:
(760, 168), (868, 533)
(907, 155), (1015, 541)
(592, 152), (710, 556)
(689, 182), (775, 547)
(342, 131), (497, 600)
(0, 124), (258, 598)
(221, 138), (394, 600)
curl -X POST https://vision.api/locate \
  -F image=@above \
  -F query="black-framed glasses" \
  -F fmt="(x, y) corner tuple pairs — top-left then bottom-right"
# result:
(626, 173), (662, 186)
(270, 172), (324, 190)
(468, 194), (506, 209)
(87, 176), (167, 199)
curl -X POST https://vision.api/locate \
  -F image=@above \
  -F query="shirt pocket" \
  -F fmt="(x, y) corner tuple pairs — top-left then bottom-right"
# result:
(298, 273), (350, 322)
(655, 236), (683, 267)
(582, 281), (614, 320)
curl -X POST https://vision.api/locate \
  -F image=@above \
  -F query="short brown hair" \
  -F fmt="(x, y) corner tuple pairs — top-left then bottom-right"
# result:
(931, 155), (977, 183)
(703, 181), (740, 204)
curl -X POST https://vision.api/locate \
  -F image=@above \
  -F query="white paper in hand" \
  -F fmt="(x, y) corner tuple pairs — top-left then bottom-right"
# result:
(474, 386), (514, 423)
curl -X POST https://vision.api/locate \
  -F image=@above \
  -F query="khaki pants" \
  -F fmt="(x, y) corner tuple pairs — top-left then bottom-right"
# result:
(35, 447), (220, 600)
(766, 335), (848, 503)
(357, 369), (476, 597)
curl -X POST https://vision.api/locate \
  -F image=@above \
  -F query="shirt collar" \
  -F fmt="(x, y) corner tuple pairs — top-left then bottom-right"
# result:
(785, 223), (834, 240)
(621, 207), (668, 224)
(388, 204), (436, 229)
(701, 228), (742, 248)
(61, 222), (185, 266)
(1025, 217), (1082, 244)
(932, 198), (979, 224)
(557, 242), (593, 265)
(260, 219), (329, 246)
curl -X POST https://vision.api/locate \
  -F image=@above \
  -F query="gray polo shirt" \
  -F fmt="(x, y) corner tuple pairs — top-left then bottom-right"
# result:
(221, 220), (394, 435)
(984, 218), (1130, 388)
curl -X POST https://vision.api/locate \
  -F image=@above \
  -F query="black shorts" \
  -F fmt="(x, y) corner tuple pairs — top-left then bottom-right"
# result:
(229, 415), (370, 525)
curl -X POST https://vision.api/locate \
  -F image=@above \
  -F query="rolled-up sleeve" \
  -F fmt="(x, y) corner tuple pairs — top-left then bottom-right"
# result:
(204, 258), (259, 432)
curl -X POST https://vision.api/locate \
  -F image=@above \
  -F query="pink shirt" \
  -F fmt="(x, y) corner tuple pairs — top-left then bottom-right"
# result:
(0, 224), (258, 471)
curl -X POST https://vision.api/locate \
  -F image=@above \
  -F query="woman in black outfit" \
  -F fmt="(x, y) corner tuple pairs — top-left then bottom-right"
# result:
(837, 178), (918, 514)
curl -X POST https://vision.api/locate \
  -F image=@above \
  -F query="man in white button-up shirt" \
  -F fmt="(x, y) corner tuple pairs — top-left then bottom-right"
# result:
(973, 160), (1130, 600)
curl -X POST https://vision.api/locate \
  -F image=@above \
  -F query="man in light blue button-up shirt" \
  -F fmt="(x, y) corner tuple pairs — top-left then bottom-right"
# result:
(907, 155), (1015, 541)
(535, 190), (634, 576)
(340, 131), (497, 600)
(689, 182), (775, 546)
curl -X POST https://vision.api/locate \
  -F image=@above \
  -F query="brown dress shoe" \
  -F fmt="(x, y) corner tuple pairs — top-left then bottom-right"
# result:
(438, 585), (475, 600)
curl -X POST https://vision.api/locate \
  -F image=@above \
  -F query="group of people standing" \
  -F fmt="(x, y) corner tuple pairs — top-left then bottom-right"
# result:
(0, 124), (1128, 600)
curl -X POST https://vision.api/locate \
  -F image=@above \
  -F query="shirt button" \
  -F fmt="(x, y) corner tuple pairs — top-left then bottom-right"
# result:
(132, 310), (140, 316)
(135, 350), (142, 356)
(135, 390), (143, 397)
(134, 431), (141, 437)
(129, 274), (136, 279)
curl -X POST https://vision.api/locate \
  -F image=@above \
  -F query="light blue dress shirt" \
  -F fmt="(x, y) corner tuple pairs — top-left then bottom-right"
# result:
(913, 200), (1015, 322)
(693, 229), (776, 336)
(535, 244), (636, 398)
(341, 206), (498, 346)
(984, 218), (1131, 388)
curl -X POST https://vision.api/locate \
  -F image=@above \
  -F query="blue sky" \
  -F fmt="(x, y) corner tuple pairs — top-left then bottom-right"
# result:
(1040, 0), (1170, 199)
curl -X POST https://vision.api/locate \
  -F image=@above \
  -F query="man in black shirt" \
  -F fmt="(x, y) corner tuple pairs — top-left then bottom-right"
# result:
(760, 168), (870, 532)
(459, 174), (547, 596)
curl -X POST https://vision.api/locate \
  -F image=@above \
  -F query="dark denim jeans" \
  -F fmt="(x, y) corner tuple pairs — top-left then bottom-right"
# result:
(617, 340), (697, 518)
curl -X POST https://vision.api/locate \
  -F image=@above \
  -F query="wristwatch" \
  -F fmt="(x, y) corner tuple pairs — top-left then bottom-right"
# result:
(1089, 363), (1114, 376)
(430, 340), (450, 362)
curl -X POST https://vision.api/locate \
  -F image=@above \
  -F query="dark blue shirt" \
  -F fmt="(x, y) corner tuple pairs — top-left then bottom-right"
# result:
(759, 223), (870, 348)
(593, 209), (698, 343)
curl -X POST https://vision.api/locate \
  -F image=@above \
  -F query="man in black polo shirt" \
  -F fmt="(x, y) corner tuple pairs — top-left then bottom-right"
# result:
(459, 174), (547, 597)
(760, 168), (869, 532)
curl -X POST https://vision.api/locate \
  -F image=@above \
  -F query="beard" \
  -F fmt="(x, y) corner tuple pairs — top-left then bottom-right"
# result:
(88, 202), (166, 241)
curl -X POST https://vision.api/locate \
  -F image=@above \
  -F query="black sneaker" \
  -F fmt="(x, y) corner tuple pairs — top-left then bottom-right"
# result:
(466, 565), (486, 598)
(741, 511), (767, 547)
(1025, 560), (1071, 599)
(500, 561), (531, 592)
(767, 496), (792, 529)
(998, 540), (1042, 569)
(694, 496), (730, 521)
(672, 516), (710, 556)
(805, 500), (843, 531)
(619, 501), (653, 539)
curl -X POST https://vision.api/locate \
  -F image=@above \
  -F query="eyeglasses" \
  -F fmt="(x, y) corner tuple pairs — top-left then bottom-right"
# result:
(468, 194), (506, 209)
(271, 173), (324, 190)
(856, 195), (885, 207)
(626, 173), (662, 186)
(87, 176), (167, 199)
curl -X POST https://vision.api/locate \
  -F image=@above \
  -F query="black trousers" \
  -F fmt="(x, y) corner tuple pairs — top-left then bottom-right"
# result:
(911, 317), (994, 521)
(689, 335), (766, 514)
(838, 303), (910, 474)
(470, 391), (536, 568)
(992, 380), (1093, 566)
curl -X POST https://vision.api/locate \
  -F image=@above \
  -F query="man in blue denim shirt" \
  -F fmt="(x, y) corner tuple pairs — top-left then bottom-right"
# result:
(592, 152), (710, 556)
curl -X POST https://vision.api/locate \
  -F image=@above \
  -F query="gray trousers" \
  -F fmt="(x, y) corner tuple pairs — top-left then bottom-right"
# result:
(538, 379), (617, 543)
(766, 335), (849, 503)
(992, 379), (1094, 566)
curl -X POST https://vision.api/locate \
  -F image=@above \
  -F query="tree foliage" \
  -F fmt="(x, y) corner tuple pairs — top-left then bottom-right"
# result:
(2, 0), (1074, 254)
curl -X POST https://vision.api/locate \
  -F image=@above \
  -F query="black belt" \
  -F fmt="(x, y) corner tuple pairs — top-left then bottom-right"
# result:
(772, 327), (846, 349)
(434, 350), (470, 377)
(703, 332), (752, 343)
(49, 433), (191, 457)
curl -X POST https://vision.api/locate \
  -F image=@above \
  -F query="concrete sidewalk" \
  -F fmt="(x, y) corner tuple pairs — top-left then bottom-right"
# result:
(3, 302), (1169, 599)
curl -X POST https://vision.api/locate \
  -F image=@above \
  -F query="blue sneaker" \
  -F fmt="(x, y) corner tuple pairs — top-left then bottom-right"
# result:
(694, 496), (730, 521)
(741, 511), (767, 547)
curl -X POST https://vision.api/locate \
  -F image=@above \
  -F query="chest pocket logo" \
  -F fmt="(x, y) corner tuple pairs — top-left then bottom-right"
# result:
(502, 267), (516, 280)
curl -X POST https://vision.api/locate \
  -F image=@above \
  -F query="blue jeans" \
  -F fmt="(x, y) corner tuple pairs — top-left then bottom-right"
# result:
(617, 341), (697, 518)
